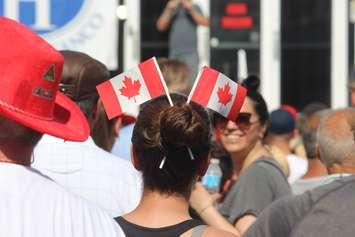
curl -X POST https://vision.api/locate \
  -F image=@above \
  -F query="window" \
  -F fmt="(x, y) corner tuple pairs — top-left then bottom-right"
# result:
(281, 0), (331, 109)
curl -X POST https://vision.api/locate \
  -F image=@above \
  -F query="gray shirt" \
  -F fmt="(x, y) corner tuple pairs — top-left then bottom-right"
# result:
(244, 175), (355, 237)
(292, 173), (351, 195)
(219, 157), (291, 223)
(169, 4), (202, 55)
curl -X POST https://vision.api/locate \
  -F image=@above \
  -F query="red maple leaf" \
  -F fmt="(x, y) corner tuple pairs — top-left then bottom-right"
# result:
(119, 76), (141, 102)
(217, 83), (232, 106)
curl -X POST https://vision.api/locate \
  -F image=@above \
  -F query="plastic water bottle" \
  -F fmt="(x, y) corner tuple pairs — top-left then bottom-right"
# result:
(202, 158), (222, 194)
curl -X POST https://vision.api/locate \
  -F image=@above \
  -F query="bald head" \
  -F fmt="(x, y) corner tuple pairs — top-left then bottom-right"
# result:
(318, 108), (355, 167)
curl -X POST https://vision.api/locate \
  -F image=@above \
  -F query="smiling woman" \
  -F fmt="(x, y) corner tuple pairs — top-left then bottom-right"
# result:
(210, 75), (291, 235)
(213, 76), (269, 169)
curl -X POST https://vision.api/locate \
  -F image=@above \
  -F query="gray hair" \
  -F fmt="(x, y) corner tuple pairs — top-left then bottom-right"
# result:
(317, 108), (355, 167)
(298, 102), (328, 135)
(301, 109), (331, 159)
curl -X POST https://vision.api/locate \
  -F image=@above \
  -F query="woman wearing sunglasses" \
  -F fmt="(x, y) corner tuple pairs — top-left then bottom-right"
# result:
(190, 76), (291, 235)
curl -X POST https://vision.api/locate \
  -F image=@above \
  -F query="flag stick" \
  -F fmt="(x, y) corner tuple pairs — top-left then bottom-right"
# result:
(187, 67), (204, 104)
(237, 49), (248, 82)
(153, 57), (173, 107)
(186, 68), (204, 160)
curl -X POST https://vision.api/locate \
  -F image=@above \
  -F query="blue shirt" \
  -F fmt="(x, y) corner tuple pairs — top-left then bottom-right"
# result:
(111, 123), (135, 161)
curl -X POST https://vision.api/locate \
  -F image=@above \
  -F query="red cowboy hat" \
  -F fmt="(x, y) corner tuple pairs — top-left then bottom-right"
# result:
(0, 17), (89, 141)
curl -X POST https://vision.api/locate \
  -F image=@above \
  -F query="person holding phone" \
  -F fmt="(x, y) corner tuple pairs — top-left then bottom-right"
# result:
(156, 0), (209, 85)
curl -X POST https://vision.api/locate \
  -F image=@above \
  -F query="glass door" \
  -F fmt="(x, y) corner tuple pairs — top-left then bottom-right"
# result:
(281, 0), (331, 110)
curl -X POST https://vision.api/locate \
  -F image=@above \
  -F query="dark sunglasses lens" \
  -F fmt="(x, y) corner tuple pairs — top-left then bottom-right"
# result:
(214, 113), (252, 130)
(213, 113), (227, 127)
(235, 113), (252, 129)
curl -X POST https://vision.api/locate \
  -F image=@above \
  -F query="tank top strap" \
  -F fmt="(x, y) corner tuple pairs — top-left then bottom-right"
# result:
(176, 219), (205, 236)
(190, 224), (207, 237)
(115, 216), (205, 237)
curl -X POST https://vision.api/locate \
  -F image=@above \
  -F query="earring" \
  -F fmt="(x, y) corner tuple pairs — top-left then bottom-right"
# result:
(259, 133), (264, 139)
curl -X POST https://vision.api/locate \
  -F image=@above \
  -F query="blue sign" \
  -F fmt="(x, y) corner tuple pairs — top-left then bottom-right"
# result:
(0, 0), (85, 34)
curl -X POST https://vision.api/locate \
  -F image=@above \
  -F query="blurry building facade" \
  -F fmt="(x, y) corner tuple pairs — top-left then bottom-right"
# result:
(3, 0), (352, 110)
(131, 0), (351, 110)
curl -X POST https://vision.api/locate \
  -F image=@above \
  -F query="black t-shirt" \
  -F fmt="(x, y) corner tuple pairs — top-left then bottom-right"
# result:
(244, 175), (355, 237)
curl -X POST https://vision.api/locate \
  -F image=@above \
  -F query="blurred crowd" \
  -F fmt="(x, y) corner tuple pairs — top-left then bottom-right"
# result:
(1, 1), (355, 237)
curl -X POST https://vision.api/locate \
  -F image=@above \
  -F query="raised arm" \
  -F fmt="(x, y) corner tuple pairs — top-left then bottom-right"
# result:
(181, 0), (209, 26)
(190, 182), (241, 236)
(156, 0), (180, 31)
(234, 215), (256, 235)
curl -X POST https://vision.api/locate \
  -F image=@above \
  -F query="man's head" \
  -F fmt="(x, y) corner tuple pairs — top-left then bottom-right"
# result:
(317, 108), (355, 171)
(0, 17), (89, 161)
(59, 51), (110, 121)
(298, 103), (328, 134)
(58, 51), (124, 147)
(298, 103), (328, 159)
(157, 58), (191, 95)
(267, 109), (295, 140)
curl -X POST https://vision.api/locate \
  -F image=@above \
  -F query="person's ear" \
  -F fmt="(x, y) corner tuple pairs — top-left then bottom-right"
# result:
(315, 143), (322, 162)
(90, 100), (100, 124)
(259, 122), (268, 139)
(290, 130), (296, 139)
(197, 153), (211, 176)
(113, 117), (122, 137)
(131, 145), (141, 171)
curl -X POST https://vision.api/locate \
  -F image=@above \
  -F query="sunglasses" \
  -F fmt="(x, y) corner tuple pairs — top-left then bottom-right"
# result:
(214, 112), (258, 131)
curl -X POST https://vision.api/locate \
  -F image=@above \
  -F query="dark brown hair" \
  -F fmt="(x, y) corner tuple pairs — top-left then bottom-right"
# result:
(0, 117), (42, 146)
(242, 75), (269, 125)
(92, 101), (118, 151)
(210, 141), (233, 189)
(132, 93), (211, 198)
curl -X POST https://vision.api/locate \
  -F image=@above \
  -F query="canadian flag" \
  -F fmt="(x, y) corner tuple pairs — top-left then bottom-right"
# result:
(188, 66), (247, 121)
(97, 57), (169, 119)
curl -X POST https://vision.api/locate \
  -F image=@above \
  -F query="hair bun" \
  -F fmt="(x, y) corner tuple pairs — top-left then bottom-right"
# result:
(159, 105), (203, 149)
(242, 75), (260, 91)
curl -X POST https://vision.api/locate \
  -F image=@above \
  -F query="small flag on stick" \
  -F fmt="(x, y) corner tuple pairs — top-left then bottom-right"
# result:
(97, 57), (171, 119)
(188, 66), (247, 121)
